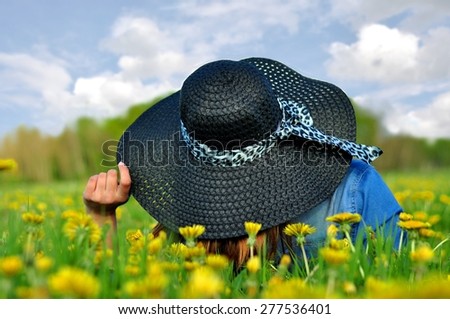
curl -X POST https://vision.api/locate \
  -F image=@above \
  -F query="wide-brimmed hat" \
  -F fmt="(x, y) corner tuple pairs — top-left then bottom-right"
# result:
(117, 57), (381, 239)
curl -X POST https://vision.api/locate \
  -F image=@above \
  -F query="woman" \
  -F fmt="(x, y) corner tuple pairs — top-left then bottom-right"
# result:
(84, 58), (403, 267)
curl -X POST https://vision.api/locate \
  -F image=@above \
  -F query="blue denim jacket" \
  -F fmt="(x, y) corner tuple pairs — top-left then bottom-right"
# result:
(280, 159), (403, 256)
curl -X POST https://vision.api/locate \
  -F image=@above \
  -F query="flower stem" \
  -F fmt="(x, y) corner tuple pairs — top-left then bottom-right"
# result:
(300, 243), (310, 276)
(344, 230), (365, 279)
(398, 230), (404, 253)
(433, 237), (449, 252)
(325, 269), (337, 298)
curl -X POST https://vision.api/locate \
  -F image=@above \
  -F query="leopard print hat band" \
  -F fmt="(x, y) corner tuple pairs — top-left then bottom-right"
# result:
(181, 96), (382, 166)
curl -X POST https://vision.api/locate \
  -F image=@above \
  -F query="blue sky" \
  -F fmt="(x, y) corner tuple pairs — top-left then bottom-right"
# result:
(1, 0), (450, 139)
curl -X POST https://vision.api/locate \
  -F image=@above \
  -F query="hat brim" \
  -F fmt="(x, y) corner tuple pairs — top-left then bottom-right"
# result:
(117, 57), (355, 239)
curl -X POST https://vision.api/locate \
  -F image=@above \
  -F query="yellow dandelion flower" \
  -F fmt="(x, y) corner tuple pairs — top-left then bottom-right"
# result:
(365, 277), (406, 298)
(127, 230), (144, 252)
(279, 254), (291, 267)
(124, 263), (168, 298)
(127, 254), (141, 265)
(62, 196), (74, 206)
(0, 158), (18, 171)
(156, 230), (167, 241)
(126, 229), (144, 243)
(283, 223), (316, 237)
(61, 209), (82, 220)
(22, 212), (45, 225)
(128, 242), (145, 255)
(283, 223), (316, 275)
(410, 246), (434, 263)
(413, 211), (428, 221)
(319, 247), (350, 265)
(411, 190), (435, 202)
(427, 214), (441, 225)
(342, 281), (357, 295)
(410, 276), (450, 298)
(48, 267), (100, 298)
(63, 214), (101, 244)
(183, 266), (224, 298)
(440, 194), (450, 205)
(399, 212), (414, 221)
(36, 202), (47, 212)
(183, 245), (206, 260)
(146, 262), (165, 282)
(326, 212), (361, 224)
(123, 280), (148, 298)
(277, 254), (291, 276)
(397, 220), (431, 231)
(184, 261), (201, 271)
(244, 221), (262, 237)
(326, 224), (339, 238)
(244, 221), (262, 253)
(394, 190), (410, 204)
(16, 286), (49, 299)
(147, 237), (164, 255)
(125, 264), (141, 276)
(169, 242), (189, 257)
(205, 254), (229, 270)
(35, 256), (53, 272)
(0, 255), (23, 277)
(246, 256), (261, 274)
(179, 225), (205, 245)
(8, 201), (20, 210)
(261, 278), (319, 299)
(94, 249), (113, 265)
(418, 228), (438, 239)
(329, 238), (350, 250)
(159, 261), (180, 272)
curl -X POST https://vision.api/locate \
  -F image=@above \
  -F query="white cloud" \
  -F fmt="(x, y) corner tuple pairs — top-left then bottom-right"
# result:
(326, 22), (450, 138)
(0, 52), (71, 101)
(101, 16), (203, 80)
(354, 85), (450, 139)
(101, 0), (314, 81)
(379, 92), (450, 139)
(182, 0), (310, 34)
(326, 0), (450, 33)
(72, 74), (173, 114)
(0, 51), (174, 135)
(327, 24), (450, 84)
(327, 24), (420, 83)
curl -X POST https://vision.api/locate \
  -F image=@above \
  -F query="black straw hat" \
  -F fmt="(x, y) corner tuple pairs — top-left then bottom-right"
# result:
(117, 57), (381, 239)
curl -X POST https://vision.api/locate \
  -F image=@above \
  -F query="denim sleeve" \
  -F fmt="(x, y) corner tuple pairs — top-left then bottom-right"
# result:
(351, 160), (403, 246)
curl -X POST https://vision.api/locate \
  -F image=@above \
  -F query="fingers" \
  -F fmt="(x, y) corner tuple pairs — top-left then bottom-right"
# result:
(83, 163), (131, 210)
(96, 172), (107, 191)
(117, 162), (131, 200)
(106, 169), (118, 192)
(83, 174), (99, 199)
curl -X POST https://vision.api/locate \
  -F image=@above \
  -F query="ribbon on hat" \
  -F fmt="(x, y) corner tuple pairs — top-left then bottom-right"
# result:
(180, 97), (382, 167)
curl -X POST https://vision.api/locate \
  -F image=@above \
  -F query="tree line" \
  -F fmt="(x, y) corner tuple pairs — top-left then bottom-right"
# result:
(1, 96), (449, 182)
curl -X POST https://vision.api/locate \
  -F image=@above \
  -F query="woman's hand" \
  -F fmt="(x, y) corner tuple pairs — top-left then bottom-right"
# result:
(83, 162), (131, 215)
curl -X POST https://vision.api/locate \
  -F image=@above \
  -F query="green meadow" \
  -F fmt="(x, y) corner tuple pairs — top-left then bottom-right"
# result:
(0, 168), (449, 298)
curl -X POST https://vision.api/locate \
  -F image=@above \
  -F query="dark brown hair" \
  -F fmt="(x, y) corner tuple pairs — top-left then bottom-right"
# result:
(152, 222), (293, 269)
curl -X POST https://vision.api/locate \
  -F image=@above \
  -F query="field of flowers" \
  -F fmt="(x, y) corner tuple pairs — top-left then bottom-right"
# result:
(0, 167), (449, 299)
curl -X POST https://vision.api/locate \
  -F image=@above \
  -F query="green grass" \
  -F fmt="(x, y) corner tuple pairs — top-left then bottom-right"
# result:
(0, 170), (449, 298)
